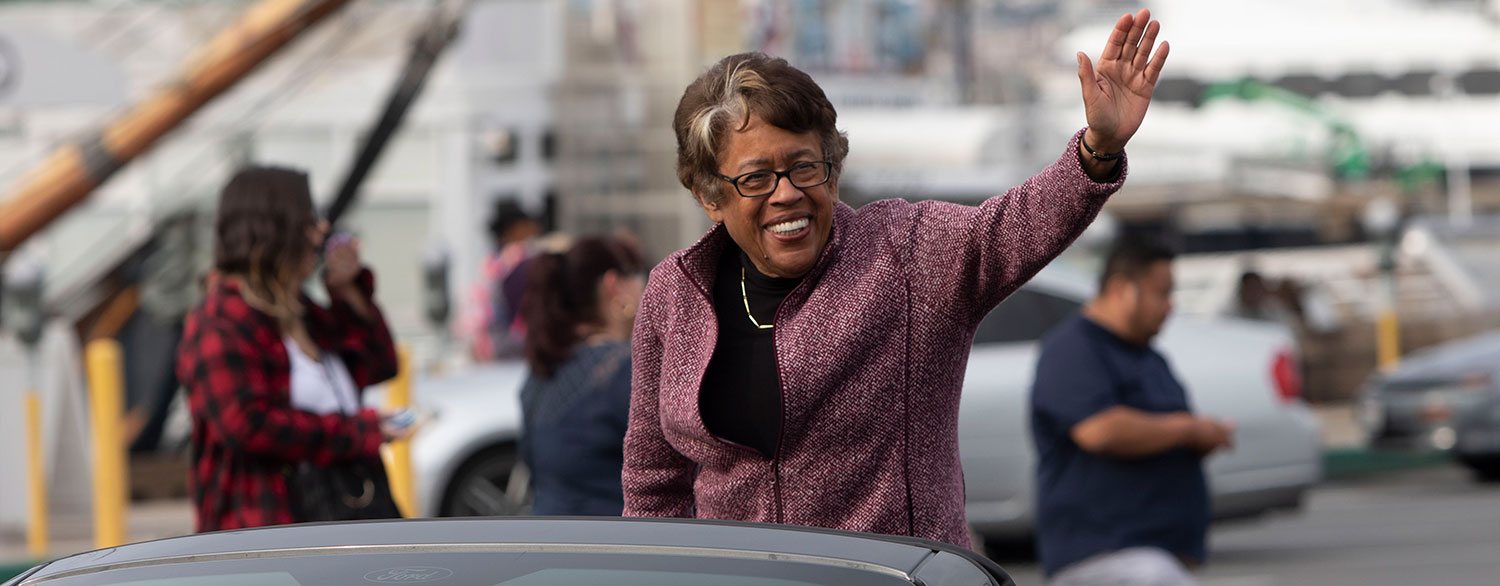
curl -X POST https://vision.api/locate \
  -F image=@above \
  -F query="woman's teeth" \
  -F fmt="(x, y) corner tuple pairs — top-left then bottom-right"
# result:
(768, 218), (809, 235)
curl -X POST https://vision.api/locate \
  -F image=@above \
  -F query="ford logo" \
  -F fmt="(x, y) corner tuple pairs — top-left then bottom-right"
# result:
(364, 567), (454, 583)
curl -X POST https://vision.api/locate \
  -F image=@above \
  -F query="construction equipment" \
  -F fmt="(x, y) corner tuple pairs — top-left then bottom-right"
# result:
(1201, 78), (1374, 180)
(1202, 77), (1449, 191)
(326, 0), (468, 226)
(0, 0), (356, 256)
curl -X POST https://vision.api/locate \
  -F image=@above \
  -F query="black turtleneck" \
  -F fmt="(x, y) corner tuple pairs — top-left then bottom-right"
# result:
(699, 246), (801, 459)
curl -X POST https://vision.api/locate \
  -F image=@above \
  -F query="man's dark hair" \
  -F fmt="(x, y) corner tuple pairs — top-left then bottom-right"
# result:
(487, 200), (534, 244)
(1098, 236), (1177, 293)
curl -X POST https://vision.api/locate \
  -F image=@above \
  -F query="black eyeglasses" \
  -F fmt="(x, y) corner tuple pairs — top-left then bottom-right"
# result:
(718, 161), (833, 198)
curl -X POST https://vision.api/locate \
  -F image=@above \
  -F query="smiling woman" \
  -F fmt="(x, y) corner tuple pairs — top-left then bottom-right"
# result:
(677, 57), (846, 280)
(625, 9), (1169, 550)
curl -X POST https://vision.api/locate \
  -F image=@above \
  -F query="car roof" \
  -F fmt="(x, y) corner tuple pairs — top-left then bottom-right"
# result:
(1026, 263), (1096, 301)
(1382, 328), (1500, 383)
(22, 518), (1012, 586)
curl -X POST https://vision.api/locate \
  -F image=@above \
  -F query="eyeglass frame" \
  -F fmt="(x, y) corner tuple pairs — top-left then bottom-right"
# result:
(716, 160), (835, 198)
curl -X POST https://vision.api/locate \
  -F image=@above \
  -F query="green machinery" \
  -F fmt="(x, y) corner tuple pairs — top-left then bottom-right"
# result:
(1200, 78), (1444, 191)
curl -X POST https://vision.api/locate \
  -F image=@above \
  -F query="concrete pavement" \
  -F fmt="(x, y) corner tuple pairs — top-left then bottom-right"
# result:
(0, 500), (194, 576)
(1312, 403), (1365, 450)
(997, 464), (1500, 585)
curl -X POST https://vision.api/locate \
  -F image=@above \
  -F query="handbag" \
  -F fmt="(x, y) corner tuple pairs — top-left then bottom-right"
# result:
(286, 347), (402, 522)
(289, 459), (401, 522)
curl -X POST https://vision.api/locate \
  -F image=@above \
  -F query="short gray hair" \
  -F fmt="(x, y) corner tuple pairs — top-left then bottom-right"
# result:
(672, 53), (848, 205)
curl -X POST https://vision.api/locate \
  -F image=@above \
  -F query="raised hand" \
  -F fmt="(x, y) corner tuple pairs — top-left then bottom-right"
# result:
(1077, 8), (1169, 154)
(324, 234), (363, 295)
(323, 234), (379, 319)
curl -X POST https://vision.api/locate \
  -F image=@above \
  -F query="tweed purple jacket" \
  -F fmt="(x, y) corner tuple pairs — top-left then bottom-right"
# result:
(624, 129), (1126, 548)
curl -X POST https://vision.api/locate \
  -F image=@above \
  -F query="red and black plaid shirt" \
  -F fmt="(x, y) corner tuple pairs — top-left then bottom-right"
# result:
(176, 269), (398, 532)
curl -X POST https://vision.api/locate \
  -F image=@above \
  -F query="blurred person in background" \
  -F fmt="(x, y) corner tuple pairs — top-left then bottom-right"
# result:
(177, 166), (410, 532)
(625, 10), (1170, 548)
(1233, 270), (1298, 325)
(466, 199), (545, 361)
(1030, 237), (1233, 586)
(1232, 269), (1341, 335)
(519, 235), (645, 516)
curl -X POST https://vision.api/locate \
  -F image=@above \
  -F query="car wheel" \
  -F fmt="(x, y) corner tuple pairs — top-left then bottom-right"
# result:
(439, 445), (532, 517)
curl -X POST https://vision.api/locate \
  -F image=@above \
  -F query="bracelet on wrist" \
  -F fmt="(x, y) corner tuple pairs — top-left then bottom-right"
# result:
(1081, 133), (1125, 161)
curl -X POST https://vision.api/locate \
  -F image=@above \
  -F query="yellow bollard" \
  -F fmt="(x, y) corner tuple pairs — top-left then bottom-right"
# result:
(85, 339), (127, 549)
(1375, 248), (1402, 373)
(25, 392), (48, 558)
(385, 345), (415, 518)
(1376, 309), (1401, 372)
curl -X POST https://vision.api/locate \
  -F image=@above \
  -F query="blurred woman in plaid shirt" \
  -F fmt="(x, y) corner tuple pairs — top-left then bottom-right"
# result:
(176, 166), (411, 532)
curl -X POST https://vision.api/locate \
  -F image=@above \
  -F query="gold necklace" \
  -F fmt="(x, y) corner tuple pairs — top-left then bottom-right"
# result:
(740, 267), (773, 330)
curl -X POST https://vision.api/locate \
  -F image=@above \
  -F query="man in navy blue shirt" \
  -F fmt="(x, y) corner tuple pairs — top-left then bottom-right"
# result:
(1030, 237), (1234, 586)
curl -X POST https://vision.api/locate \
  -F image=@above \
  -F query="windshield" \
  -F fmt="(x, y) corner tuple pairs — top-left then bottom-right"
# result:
(25, 550), (913, 586)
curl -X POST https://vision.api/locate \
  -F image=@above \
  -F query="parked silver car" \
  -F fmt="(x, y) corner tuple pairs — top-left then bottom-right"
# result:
(960, 268), (1322, 541)
(399, 266), (1323, 542)
(1359, 330), (1500, 478)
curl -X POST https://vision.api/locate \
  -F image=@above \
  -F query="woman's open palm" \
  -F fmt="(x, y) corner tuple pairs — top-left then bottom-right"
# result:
(1077, 9), (1169, 151)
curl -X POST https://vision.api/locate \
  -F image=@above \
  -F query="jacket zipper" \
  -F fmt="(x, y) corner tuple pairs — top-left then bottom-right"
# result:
(769, 270), (821, 526)
(902, 278), (916, 537)
(769, 316), (786, 524)
(682, 244), (823, 526)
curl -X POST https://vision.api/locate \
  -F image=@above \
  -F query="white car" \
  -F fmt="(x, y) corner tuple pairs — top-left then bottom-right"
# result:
(959, 267), (1322, 541)
(398, 266), (1323, 541)
(396, 359), (532, 518)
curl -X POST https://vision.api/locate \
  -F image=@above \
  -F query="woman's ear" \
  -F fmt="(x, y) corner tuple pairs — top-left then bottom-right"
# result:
(1123, 280), (1142, 307)
(599, 270), (620, 299)
(695, 190), (726, 224)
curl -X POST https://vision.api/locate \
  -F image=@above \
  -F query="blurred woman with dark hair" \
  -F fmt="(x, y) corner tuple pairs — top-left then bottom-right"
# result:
(177, 165), (408, 532)
(519, 235), (644, 516)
